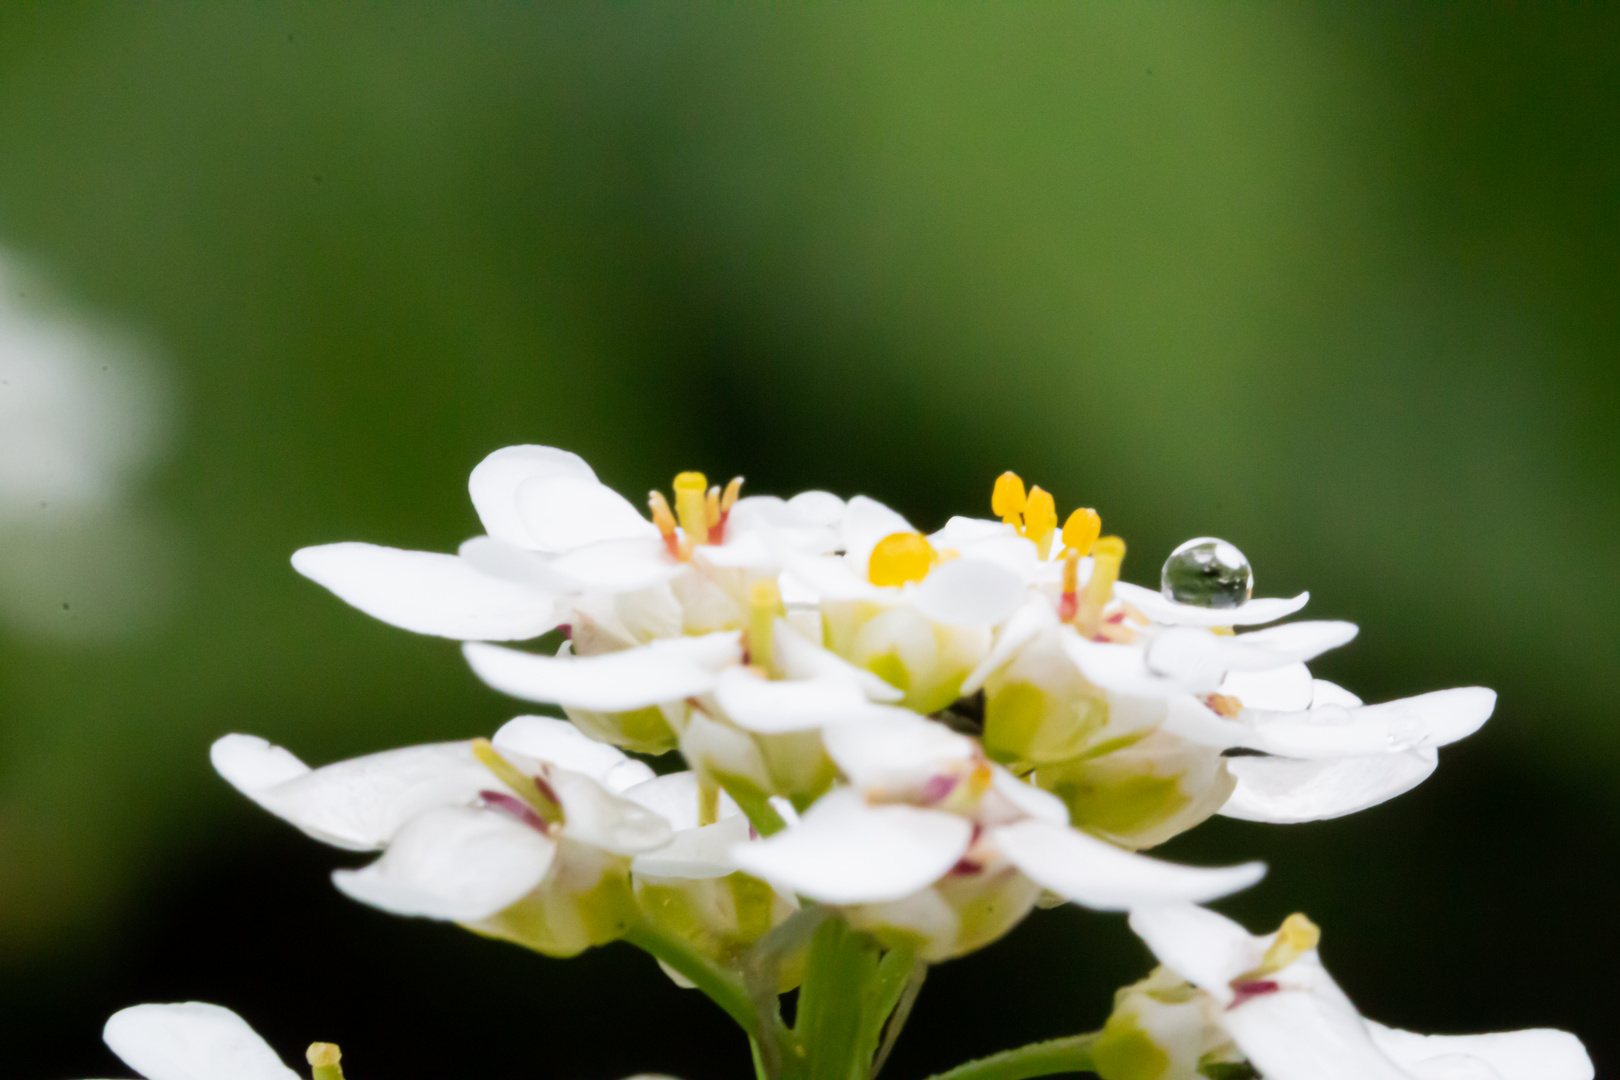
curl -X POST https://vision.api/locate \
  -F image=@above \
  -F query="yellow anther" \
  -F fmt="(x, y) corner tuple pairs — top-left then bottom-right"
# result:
(1257, 913), (1320, 976)
(1061, 507), (1101, 557)
(868, 531), (936, 587)
(967, 762), (994, 798)
(1022, 485), (1058, 560)
(705, 485), (722, 528)
(673, 471), (710, 546)
(720, 475), (745, 514)
(748, 579), (785, 676)
(307, 1043), (345, 1080)
(472, 738), (561, 823)
(992, 471), (1028, 525)
(1076, 535), (1125, 636)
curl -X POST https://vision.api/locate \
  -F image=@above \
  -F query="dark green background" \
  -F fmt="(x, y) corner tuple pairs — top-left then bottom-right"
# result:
(1, 7), (1615, 1078)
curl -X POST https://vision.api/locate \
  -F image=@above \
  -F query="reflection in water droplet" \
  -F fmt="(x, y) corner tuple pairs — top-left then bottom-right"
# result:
(1161, 537), (1254, 609)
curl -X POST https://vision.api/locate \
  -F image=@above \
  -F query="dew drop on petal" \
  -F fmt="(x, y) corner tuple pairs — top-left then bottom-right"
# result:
(1160, 537), (1253, 609)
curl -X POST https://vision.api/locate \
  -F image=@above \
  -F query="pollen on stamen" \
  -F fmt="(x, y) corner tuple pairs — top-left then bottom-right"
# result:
(869, 531), (936, 586)
(1061, 507), (1101, 558)
(1023, 485), (1058, 560)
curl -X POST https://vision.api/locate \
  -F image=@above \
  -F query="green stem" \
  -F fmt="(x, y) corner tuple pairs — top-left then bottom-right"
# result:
(789, 916), (883, 1080)
(622, 919), (759, 1037)
(867, 949), (925, 1079)
(920, 1033), (1101, 1080)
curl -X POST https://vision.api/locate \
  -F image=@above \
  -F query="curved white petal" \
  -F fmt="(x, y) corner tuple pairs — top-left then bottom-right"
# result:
(988, 767), (1070, 826)
(1062, 634), (1181, 699)
(1146, 622), (1356, 693)
(1221, 662), (1316, 711)
(211, 736), (488, 851)
(514, 473), (660, 553)
(1114, 581), (1309, 627)
(771, 618), (904, 702)
(1220, 750), (1438, 823)
(632, 813), (753, 879)
(907, 558), (1026, 627)
(961, 596), (1059, 695)
(456, 535), (575, 591)
(549, 537), (680, 593)
(464, 633), (740, 711)
(821, 713), (976, 790)
(730, 790), (972, 904)
(291, 543), (560, 641)
(332, 804), (555, 921)
(1128, 902), (1264, 999)
(785, 489), (847, 527)
(1366, 1022), (1593, 1080)
(716, 668), (908, 734)
(1247, 687), (1496, 757)
(547, 770), (673, 854)
(1311, 679), (1364, 708)
(103, 1002), (299, 1080)
(993, 820), (1265, 911)
(1222, 967), (1416, 1080)
(784, 553), (884, 602)
(929, 515), (1017, 547)
(620, 771), (741, 831)
(469, 445), (597, 548)
(491, 716), (655, 792)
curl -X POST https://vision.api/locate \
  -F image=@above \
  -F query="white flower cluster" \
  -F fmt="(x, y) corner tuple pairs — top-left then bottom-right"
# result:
(88, 445), (1589, 1079)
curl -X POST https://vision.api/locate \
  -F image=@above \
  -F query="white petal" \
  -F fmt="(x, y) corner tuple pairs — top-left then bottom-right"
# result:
(771, 618), (904, 702)
(989, 767), (1070, 825)
(1062, 634), (1182, 699)
(549, 769), (674, 854)
(211, 737), (488, 851)
(1247, 687), (1496, 757)
(491, 716), (654, 792)
(730, 790), (972, 904)
(1114, 581), (1309, 627)
(929, 516), (1016, 546)
(1128, 902), (1265, 999)
(993, 820), (1265, 910)
(1366, 1022), (1593, 1080)
(907, 558), (1026, 627)
(695, 530), (774, 568)
(1146, 622), (1357, 693)
(292, 543), (560, 641)
(821, 713), (976, 790)
(549, 537), (680, 592)
(1222, 972), (1417, 1080)
(463, 633), (740, 711)
(841, 496), (916, 576)
(1221, 662), (1316, 711)
(632, 813), (753, 879)
(1220, 750), (1438, 823)
(468, 445), (597, 548)
(456, 535), (575, 591)
(785, 489), (847, 527)
(514, 473), (659, 553)
(716, 668), (906, 734)
(1312, 679), (1363, 708)
(103, 1002), (299, 1080)
(333, 805), (555, 921)
(784, 553), (884, 602)
(620, 771), (741, 831)
(961, 596), (1060, 695)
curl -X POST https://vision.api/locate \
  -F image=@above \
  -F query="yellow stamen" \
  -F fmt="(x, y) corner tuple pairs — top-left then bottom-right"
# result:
(1058, 550), (1081, 622)
(307, 1044), (345, 1080)
(1076, 535), (1125, 637)
(992, 471), (1028, 526)
(673, 471), (710, 546)
(705, 485), (722, 528)
(472, 738), (561, 823)
(1205, 693), (1243, 717)
(868, 531), (936, 587)
(649, 490), (677, 537)
(1023, 485), (1058, 560)
(1257, 913), (1321, 975)
(967, 762), (993, 798)
(720, 475), (745, 514)
(1061, 507), (1101, 557)
(748, 579), (784, 676)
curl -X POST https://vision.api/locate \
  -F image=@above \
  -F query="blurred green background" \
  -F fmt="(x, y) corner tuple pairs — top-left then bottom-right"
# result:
(1, 6), (1616, 1077)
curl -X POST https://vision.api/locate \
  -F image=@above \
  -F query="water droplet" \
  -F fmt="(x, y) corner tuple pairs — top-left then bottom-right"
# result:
(1161, 537), (1253, 609)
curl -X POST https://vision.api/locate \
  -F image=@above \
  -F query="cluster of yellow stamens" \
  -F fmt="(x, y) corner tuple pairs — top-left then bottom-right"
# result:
(649, 471), (744, 559)
(994, 471), (1135, 639)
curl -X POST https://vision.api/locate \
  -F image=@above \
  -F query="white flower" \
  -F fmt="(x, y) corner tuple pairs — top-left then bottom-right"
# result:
(87, 1002), (299, 1080)
(291, 445), (841, 642)
(1105, 903), (1593, 1080)
(211, 717), (670, 940)
(730, 711), (1264, 959)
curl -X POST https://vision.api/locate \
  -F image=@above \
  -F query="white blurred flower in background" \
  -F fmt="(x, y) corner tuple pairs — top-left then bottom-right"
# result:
(0, 250), (176, 640)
